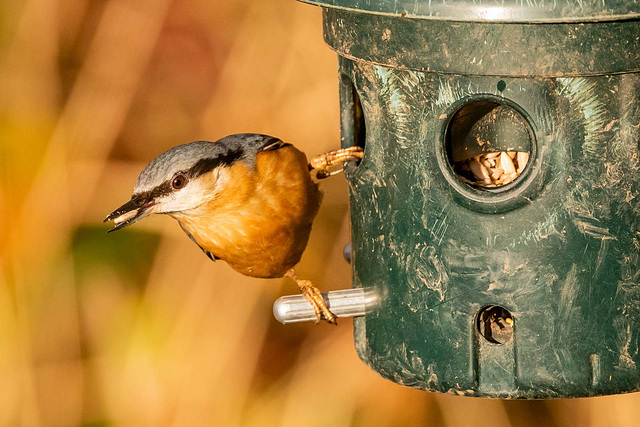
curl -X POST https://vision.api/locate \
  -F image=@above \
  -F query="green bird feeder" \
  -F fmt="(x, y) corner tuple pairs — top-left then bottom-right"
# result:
(276, 0), (640, 398)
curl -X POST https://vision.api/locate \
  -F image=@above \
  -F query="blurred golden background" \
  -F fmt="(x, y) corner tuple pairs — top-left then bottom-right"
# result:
(2, 0), (640, 425)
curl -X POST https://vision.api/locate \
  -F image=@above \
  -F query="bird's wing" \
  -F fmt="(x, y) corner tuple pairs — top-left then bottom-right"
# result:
(256, 136), (291, 153)
(215, 133), (294, 170)
(179, 222), (219, 262)
(218, 133), (291, 155)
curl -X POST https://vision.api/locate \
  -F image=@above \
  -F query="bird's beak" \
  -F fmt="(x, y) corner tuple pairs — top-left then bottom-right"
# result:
(104, 193), (156, 233)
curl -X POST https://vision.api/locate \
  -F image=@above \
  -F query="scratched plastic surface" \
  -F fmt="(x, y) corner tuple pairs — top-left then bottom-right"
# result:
(308, 0), (640, 398)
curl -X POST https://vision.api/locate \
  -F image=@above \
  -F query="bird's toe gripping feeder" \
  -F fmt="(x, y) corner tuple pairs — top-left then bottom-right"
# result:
(275, 0), (640, 398)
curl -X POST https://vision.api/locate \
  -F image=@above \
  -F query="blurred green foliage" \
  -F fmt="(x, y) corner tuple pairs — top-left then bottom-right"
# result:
(72, 227), (160, 290)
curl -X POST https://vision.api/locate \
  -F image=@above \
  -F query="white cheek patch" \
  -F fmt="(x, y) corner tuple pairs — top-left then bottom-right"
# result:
(178, 190), (208, 209)
(157, 181), (212, 213)
(151, 168), (224, 214)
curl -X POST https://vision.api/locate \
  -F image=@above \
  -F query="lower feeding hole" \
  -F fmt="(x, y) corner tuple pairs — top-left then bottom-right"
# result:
(446, 101), (533, 189)
(477, 306), (513, 344)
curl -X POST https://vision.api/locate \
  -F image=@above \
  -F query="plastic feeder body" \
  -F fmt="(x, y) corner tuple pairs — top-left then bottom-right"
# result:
(297, 0), (640, 398)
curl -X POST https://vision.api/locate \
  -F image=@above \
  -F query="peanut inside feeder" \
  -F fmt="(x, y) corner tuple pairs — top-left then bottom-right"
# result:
(455, 150), (530, 187)
(446, 102), (533, 189)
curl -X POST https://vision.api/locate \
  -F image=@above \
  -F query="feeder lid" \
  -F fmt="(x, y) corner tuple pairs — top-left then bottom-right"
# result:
(298, 0), (640, 23)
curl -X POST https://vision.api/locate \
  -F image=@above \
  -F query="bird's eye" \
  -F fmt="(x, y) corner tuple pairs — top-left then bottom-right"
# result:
(172, 174), (187, 190)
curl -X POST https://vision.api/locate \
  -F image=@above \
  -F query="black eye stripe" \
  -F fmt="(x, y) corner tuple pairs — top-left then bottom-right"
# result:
(132, 181), (171, 204)
(189, 148), (243, 178)
(150, 181), (173, 198)
(137, 148), (244, 200)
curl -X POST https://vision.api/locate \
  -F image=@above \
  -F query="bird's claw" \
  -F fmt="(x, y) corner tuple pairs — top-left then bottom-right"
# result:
(298, 281), (338, 325)
(309, 146), (364, 179)
(284, 268), (337, 325)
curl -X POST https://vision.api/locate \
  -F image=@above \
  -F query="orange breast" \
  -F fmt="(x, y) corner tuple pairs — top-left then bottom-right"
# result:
(174, 145), (321, 278)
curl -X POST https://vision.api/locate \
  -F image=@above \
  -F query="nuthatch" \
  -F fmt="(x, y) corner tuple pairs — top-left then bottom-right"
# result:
(104, 133), (363, 324)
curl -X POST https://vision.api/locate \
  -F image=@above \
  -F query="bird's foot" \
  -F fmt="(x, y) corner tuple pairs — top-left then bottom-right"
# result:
(285, 270), (337, 325)
(309, 146), (364, 179)
(299, 280), (338, 325)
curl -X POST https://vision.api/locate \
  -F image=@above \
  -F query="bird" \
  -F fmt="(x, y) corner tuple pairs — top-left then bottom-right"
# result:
(104, 133), (363, 324)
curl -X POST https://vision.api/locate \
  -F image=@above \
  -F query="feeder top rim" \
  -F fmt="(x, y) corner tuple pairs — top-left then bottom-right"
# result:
(298, 0), (640, 23)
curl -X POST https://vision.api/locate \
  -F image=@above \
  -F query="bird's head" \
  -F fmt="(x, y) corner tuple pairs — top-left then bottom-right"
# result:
(104, 140), (243, 232)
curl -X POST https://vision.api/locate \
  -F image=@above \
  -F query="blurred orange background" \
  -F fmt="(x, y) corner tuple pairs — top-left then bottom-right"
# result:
(2, 0), (640, 425)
